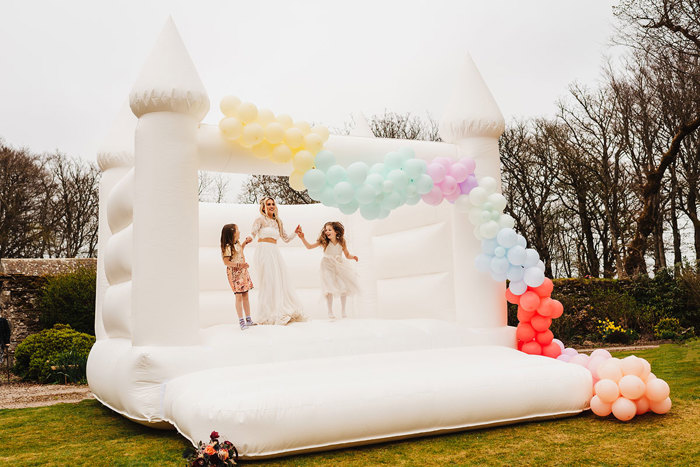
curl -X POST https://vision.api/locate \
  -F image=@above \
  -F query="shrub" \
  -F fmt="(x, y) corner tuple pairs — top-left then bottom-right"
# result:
(12, 324), (95, 383)
(38, 267), (96, 335)
(49, 349), (89, 384)
(654, 317), (685, 340)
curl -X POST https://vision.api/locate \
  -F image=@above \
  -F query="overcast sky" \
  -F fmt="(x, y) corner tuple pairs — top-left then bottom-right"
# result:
(0, 0), (618, 162)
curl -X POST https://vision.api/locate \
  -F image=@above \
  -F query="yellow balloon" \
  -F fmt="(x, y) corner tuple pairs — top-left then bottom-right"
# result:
(237, 102), (258, 123)
(271, 145), (293, 163)
(303, 133), (323, 154)
(220, 96), (241, 117)
(277, 114), (293, 129)
(289, 170), (306, 191)
(252, 141), (274, 159)
(311, 125), (330, 142)
(284, 128), (304, 149)
(264, 122), (285, 144)
(257, 109), (275, 126)
(292, 150), (314, 172)
(219, 117), (243, 140)
(241, 123), (264, 147)
(294, 121), (312, 135)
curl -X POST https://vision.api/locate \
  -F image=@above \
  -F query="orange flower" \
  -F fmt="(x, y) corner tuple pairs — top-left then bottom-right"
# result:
(204, 445), (216, 456)
(218, 449), (229, 461)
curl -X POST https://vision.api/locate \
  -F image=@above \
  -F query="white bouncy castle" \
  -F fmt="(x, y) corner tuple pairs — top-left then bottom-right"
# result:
(88, 19), (591, 458)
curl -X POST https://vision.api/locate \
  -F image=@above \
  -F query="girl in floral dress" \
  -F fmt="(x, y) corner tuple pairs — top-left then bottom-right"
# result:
(221, 223), (256, 330)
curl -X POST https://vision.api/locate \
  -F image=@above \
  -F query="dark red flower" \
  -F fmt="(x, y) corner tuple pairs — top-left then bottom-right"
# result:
(210, 430), (220, 439)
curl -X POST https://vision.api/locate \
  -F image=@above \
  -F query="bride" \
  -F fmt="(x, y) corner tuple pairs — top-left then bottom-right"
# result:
(248, 197), (306, 325)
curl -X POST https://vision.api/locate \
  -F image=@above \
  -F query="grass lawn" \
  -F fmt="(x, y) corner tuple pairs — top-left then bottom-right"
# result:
(1, 340), (698, 466)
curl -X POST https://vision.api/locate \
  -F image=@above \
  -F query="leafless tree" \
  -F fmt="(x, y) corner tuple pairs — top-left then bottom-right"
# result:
(238, 175), (316, 205)
(199, 171), (232, 203)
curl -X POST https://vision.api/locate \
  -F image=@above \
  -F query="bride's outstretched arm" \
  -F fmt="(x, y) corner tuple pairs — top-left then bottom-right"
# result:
(297, 228), (320, 250)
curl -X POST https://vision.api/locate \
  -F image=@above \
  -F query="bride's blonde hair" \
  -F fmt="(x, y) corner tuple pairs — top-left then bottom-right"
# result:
(259, 196), (283, 232)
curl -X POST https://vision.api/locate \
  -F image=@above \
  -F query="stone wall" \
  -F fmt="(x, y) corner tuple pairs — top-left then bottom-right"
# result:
(0, 258), (96, 356)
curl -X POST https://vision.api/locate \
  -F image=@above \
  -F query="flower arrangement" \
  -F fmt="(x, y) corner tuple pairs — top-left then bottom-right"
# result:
(183, 431), (238, 466)
(596, 318), (636, 344)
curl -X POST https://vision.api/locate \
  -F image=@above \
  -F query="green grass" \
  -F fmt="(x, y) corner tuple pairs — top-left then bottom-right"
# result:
(1, 340), (698, 466)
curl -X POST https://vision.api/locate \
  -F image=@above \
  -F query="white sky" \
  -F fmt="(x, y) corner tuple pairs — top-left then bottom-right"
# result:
(0, 0), (617, 161)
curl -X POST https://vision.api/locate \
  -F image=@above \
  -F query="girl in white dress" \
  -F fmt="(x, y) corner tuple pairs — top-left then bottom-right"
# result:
(249, 197), (306, 325)
(297, 221), (359, 320)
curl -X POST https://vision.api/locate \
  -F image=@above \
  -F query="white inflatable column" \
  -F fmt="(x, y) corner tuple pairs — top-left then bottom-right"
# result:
(440, 55), (507, 328)
(129, 18), (210, 346)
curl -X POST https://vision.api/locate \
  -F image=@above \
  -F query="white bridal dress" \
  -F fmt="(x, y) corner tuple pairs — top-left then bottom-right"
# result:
(251, 216), (306, 325)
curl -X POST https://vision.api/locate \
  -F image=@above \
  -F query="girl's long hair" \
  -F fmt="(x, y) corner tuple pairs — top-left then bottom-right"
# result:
(220, 223), (239, 255)
(259, 196), (283, 232)
(317, 221), (346, 250)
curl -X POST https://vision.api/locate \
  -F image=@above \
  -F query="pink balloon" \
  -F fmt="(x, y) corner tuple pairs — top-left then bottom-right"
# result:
(569, 354), (590, 367)
(590, 395), (612, 417)
(563, 347), (578, 357)
(635, 396), (650, 415)
(619, 375), (646, 400)
(597, 358), (623, 382)
(434, 157), (452, 171)
(611, 397), (637, 421)
(449, 163), (469, 183)
(421, 186), (444, 205)
(594, 379), (620, 404)
(638, 358), (651, 380)
(440, 175), (458, 196)
(590, 348), (612, 360)
(459, 157), (476, 174)
(649, 397), (672, 414)
(426, 163), (446, 184)
(586, 356), (608, 379)
(444, 186), (461, 202)
(621, 355), (644, 377)
(556, 354), (571, 362)
(645, 378), (670, 402)
(645, 372), (657, 382)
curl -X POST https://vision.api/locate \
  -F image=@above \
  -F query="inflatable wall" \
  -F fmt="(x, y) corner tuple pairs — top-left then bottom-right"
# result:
(88, 18), (591, 458)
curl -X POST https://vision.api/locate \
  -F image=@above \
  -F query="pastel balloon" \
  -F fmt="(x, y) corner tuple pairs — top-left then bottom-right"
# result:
(276, 114), (293, 129)
(649, 397), (672, 414)
(645, 372), (657, 382)
(594, 379), (620, 404)
(587, 356), (608, 379)
(237, 102), (258, 123)
(284, 128), (304, 149)
(426, 163), (446, 184)
(241, 123), (264, 147)
(645, 379), (670, 402)
(388, 169), (409, 189)
(319, 186), (336, 206)
(590, 349), (612, 360)
(459, 175), (478, 195)
(516, 234), (527, 248)
(530, 315), (552, 332)
(415, 174), (434, 195)
(304, 133), (323, 153)
(382, 192), (402, 210)
(497, 228), (518, 249)
(479, 177), (498, 194)
(523, 249), (540, 268)
(256, 109), (275, 126)
(251, 141), (274, 159)
(440, 175), (458, 195)
(635, 396), (650, 415)
(557, 354), (572, 362)
(523, 267), (545, 288)
(639, 358), (651, 381)
(563, 347), (578, 357)
(479, 221), (500, 239)
(508, 279), (527, 296)
(311, 125), (330, 142)
(619, 375), (646, 400)
(326, 165), (348, 185)
(333, 181), (355, 205)
(519, 291), (541, 312)
(397, 147), (416, 162)
(347, 162), (369, 186)
(360, 202), (380, 220)
(382, 180), (394, 193)
(506, 245), (527, 266)
(339, 199), (359, 215)
(292, 150), (315, 172)
(434, 157), (452, 170)
(552, 338), (565, 351)
(302, 169), (326, 191)
(365, 173), (384, 194)
(611, 397), (636, 421)
(355, 184), (376, 205)
(369, 163), (385, 174)
(264, 122), (285, 144)
(468, 186), (488, 206)
(445, 189), (461, 203)
(507, 265), (525, 282)
(521, 341), (542, 355)
(449, 163), (469, 183)
(620, 356), (644, 377)
(314, 150), (336, 171)
(220, 95), (241, 116)
(536, 260), (546, 272)
(532, 278), (554, 298)
(406, 193), (421, 205)
(270, 145), (293, 163)
(385, 151), (402, 169)
(597, 358), (623, 382)
(377, 208), (390, 220)
(487, 193), (507, 212)
(294, 121), (312, 134)
(288, 170), (305, 191)
(590, 395), (613, 416)
(569, 354), (589, 367)
(459, 157), (476, 173)
(219, 117), (244, 140)
(403, 158), (425, 179)
(422, 187), (444, 206)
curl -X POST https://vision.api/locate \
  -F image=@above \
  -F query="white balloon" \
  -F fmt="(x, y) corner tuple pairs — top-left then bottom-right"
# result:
(455, 195), (471, 213)
(479, 177), (498, 194)
(507, 245), (527, 266)
(536, 260), (546, 272)
(523, 267), (545, 287)
(488, 193), (507, 212)
(469, 187), (488, 206)
(496, 228), (518, 248)
(507, 265), (525, 282)
(499, 214), (516, 229)
(523, 249), (540, 268)
(508, 280), (527, 295)
(479, 221), (500, 239)
(516, 234), (527, 248)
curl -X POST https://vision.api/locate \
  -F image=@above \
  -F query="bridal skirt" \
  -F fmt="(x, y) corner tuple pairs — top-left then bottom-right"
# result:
(252, 242), (306, 325)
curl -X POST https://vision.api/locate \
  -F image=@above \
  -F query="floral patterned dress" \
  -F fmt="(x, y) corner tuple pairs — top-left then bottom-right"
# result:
(223, 244), (253, 294)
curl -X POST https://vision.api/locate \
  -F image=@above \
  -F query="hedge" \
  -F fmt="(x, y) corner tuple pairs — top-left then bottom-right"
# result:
(38, 267), (96, 335)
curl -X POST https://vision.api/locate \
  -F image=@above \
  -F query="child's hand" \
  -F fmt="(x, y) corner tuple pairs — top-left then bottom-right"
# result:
(352, 255), (359, 262)
(244, 236), (252, 245)
(243, 262), (249, 269)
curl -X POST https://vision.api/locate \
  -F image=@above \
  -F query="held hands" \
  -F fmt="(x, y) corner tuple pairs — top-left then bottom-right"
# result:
(352, 255), (359, 262)
(243, 236), (252, 246)
(295, 225), (305, 238)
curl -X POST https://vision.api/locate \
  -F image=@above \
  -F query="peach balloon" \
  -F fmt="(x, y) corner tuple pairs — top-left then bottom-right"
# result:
(649, 397), (672, 414)
(570, 354), (590, 367)
(645, 378), (670, 402)
(620, 355), (644, 377)
(586, 356), (607, 379)
(590, 349), (612, 360)
(611, 397), (636, 421)
(590, 395), (612, 416)
(618, 375), (646, 400)
(597, 358), (623, 382)
(635, 396), (650, 415)
(638, 358), (651, 380)
(594, 379), (620, 404)
(645, 372), (657, 382)
(303, 133), (323, 154)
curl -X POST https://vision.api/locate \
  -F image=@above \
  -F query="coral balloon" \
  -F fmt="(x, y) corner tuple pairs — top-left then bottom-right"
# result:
(521, 341), (542, 355)
(619, 375), (646, 400)
(549, 300), (564, 319)
(505, 288), (521, 304)
(635, 396), (650, 415)
(516, 322), (536, 342)
(645, 379), (670, 402)
(611, 397), (637, 421)
(649, 397), (672, 414)
(541, 341), (561, 358)
(517, 306), (535, 323)
(590, 395), (613, 416)
(597, 358), (623, 382)
(536, 297), (555, 317)
(532, 278), (554, 298)
(535, 329), (554, 346)
(530, 315), (551, 332)
(519, 291), (541, 311)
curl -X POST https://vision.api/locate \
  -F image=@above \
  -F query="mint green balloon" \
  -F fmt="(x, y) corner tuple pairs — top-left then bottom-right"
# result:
(326, 165), (348, 185)
(339, 199), (359, 215)
(347, 161), (369, 186)
(333, 181), (355, 205)
(360, 202), (380, 220)
(365, 173), (384, 195)
(314, 150), (336, 172)
(303, 169), (326, 191)
(415, 173), (434, 195)
(356, 183), (376, 205)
